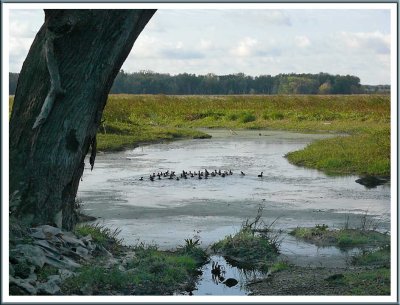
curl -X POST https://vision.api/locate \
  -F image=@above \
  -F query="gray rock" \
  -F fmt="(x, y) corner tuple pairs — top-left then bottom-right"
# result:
(33, 240), (61, 257)
(38, 225), (62, 237)
(37, 277), (61, 295)
(47, 274), (61, 285)
(26, 271), (38, 285)
(61, 233), (86, 247)
(121, 252), (136, 265)
(76, 246), (89, 258)
(9, 276), (37, 295)
(96, 245), (113, 257)
(103, 257), (119, 269)
(43, 256), (68, 269)
(81, 234), (93, 244)
(59, 256), (81, 269)
(43, 254), (81, 270)
(30, 230), (47, 239)
(13, 244), (46, 268)
(59, 269), (75, 280)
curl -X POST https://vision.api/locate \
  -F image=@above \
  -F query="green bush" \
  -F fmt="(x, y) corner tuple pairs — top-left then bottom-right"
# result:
(240, 112), (256, 123)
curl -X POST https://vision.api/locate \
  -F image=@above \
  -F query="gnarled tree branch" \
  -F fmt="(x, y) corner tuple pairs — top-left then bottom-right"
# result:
(32, 30), (66, 129)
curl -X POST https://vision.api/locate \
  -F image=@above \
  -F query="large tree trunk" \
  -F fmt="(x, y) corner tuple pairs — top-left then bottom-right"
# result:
(9, 9), (156, 230)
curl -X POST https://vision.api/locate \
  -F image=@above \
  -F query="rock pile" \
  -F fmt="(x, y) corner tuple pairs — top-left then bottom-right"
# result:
(9, 225), (99, 295)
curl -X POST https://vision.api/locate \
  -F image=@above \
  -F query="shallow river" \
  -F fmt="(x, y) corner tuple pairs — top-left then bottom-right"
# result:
(78, 129), (390, 289)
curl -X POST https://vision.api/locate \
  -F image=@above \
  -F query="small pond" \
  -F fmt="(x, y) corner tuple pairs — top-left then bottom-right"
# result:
(77, 129), (390, 294)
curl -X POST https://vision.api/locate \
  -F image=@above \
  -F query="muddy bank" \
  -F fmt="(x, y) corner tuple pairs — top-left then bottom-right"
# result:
(248, 266), (388, 295)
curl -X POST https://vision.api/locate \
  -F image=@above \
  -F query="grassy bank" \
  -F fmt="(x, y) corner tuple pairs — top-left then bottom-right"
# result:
(289, 224), (390, 248)
(9, 94), (390, 175)
(61, 244), (202, 295)
(61, 224), (208, 295)
(285, 128), (390, 176)
(101, 94), (390, 176)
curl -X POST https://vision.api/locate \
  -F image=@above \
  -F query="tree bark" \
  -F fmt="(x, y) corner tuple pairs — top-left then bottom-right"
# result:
(9, 9), (156, 230)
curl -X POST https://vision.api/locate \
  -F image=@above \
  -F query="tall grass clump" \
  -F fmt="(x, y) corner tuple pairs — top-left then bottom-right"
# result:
(211, 207), (281, 269)
(74, 223), (124, 254)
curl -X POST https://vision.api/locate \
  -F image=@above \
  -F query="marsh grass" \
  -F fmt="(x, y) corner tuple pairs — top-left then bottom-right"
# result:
(176, 238), (209, 264)
(74, 223), (124, 255)
(100, 94), (390, 176)
(285, 128), (390, 176)
(62, 241), (206, 295)
(211, 207), (280, 270)
(102, 94), (389, 133)
(269, 260), (291, 273)
(289, 224), (390, 248)
(352, 244), (390, 268)
(343, 268), (390, 295)
(211, 228), (279, 270)
(9, 94), (390, 175)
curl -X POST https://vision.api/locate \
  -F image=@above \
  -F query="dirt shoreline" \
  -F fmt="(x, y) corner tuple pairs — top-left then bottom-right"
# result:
(248, 266), (367, 295)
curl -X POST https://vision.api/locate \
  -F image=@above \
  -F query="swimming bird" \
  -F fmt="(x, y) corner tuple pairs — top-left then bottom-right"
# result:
(258, 172), (263, 177)
(139, 177), (144, 181)
(240, 171), (245, 176)
(149, 175), (154, 181)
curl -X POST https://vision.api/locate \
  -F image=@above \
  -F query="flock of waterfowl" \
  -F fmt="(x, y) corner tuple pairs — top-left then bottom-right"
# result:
(138, 169), (264, 181)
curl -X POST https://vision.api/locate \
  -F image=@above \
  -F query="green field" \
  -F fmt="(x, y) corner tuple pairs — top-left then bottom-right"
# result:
(9, 94), (390, 176)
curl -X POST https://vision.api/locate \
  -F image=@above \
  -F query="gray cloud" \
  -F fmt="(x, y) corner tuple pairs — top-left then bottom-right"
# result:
(160, 48), (205, 59)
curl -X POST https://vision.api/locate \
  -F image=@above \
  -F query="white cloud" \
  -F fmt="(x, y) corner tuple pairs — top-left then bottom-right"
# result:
(221, 10), (292, 27)
(10, 20), (38, 38)
(9, 37), (35, 72)
(295, 35), (311, 48)
(338, 31), (390, 54)
(230, 37), (258, 57)
(199, 39), (213, 51)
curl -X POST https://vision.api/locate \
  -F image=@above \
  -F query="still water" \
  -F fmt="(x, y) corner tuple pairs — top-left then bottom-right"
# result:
(78, 129), (390, 273)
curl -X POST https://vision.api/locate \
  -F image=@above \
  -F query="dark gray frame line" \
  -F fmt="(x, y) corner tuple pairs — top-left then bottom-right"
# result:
(1, 1), (398, 304)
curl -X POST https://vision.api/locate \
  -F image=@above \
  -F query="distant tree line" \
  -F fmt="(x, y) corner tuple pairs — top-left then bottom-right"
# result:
(9, 71), (389, 95)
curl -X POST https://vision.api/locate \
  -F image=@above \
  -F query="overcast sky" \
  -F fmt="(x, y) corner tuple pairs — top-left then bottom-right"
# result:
(9, 8), (391, 85)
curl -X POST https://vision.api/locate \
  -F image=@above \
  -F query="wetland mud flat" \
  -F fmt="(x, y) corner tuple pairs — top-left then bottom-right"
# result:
(78, 129), (390, 268)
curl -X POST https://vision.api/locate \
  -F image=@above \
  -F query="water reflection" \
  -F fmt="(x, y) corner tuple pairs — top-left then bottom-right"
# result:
(190, 255), (266, 295)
